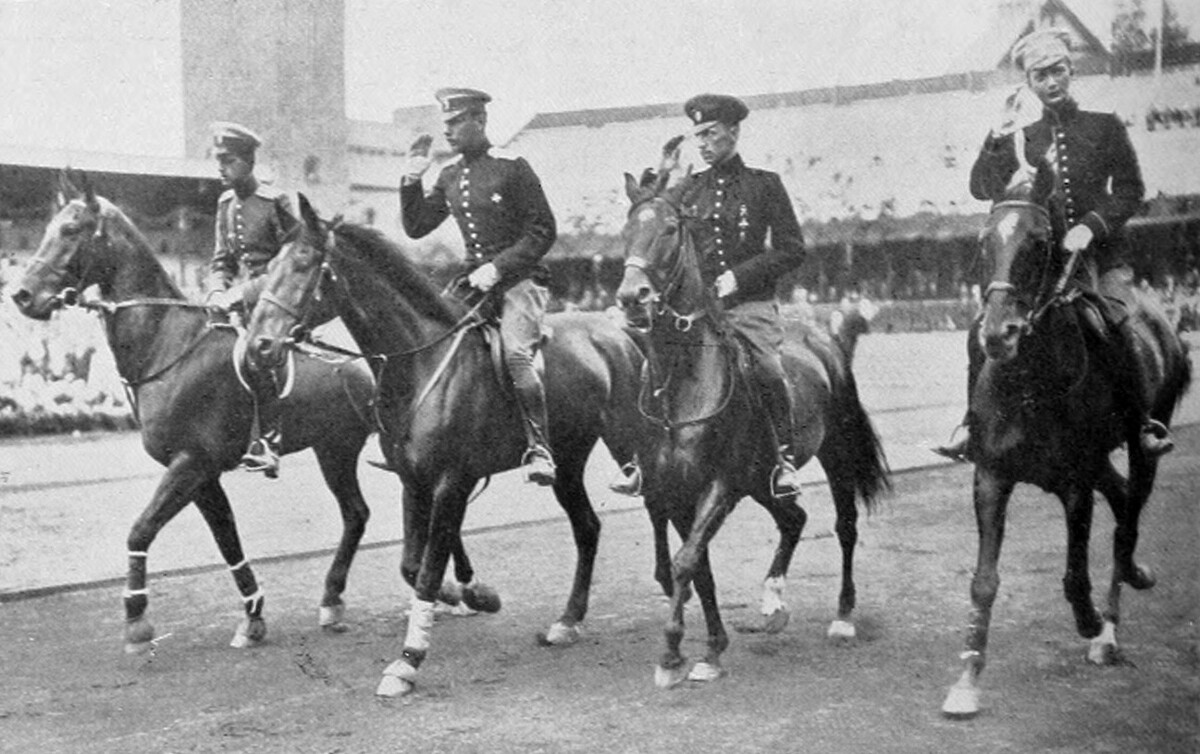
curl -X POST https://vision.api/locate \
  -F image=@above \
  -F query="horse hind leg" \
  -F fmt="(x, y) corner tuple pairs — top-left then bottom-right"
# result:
(827, 474), (860, 641)
(736, 490), (806, 636)
(538, 448), (600, 647)
(123, 452), (210, 655)
(1089, 456), (1157, 665)
(312, 440), (371, 632)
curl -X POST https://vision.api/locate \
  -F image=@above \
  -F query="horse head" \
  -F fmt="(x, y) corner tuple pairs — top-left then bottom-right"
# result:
(976, 154), (1058, 363)
(245, 193), (335, 371)
(12, 169), (115, 320)
(616, 171), (705, 332)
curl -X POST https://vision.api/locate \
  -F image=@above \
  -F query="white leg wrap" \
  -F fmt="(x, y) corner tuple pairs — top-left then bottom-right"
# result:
(1088, 620), (1119, 665)
(127, 551), (148, 559)
(760, 576), (786, 616)
(404, 598), (436, 652)
(228, 559), (249, 572)
(122, 588), (148, 600)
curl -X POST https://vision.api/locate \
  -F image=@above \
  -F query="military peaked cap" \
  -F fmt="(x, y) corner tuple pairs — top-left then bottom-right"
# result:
(684, 93), (749, 133)
(210, 121), (262, 158)
(436, 87), (492, 122)
(1012, 28), (1072, 72)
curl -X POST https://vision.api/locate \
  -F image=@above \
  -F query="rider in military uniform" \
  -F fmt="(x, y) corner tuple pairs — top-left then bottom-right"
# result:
(206, 121), (298, 478)
(399, 88), (559, 486)
(937, 29), (1172, 461)
(614, 94), (807, 498)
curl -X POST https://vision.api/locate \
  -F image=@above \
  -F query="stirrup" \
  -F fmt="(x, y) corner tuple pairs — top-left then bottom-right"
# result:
(770, 460), (802, 499)
(609, 461), (642, 497)
(522, 446), (556, 486)
(240, 438), (280, 479)
(934, 426), (972, 463)
(1139, 420), (1174, 457)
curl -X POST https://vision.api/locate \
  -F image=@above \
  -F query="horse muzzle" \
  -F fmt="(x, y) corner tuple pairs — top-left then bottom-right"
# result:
(249, 334), (288, 372)
(10, 286), (59, 321)
(982, 319), (1027, 362)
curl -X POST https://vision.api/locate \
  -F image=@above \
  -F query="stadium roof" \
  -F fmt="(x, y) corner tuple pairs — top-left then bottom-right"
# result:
(0, 143), (214, 180)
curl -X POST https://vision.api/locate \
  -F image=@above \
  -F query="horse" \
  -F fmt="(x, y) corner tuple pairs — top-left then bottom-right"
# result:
(244, 193), (650, 697)
(940, 155), (1192, 717)
(616, 172), (891, 687)
(10, 171), (382, 653)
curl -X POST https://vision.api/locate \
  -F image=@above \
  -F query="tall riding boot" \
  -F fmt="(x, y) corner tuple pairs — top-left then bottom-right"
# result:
(511, 363), (556, 486)
(761, 374), (802, 498)
(1104, 317), (1173, 457)
(935, 317), (984, 463)
(241, 367), (282, 478)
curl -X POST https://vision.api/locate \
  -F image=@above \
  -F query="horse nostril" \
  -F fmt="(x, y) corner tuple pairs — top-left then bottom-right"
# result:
(254, 337), (275, 356)
(12, 289), (31, 308)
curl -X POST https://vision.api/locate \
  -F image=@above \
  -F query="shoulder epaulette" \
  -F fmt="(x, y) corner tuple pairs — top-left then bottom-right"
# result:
(254, 183), (287, 200)
(489, 148), (523, 161)
(217, 188), (236, 203)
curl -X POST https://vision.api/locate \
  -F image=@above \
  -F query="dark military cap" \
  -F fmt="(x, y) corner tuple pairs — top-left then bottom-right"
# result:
(210, 121), (262, 158)
(684, 94), (749, 133)
(435, 87), (492, 122)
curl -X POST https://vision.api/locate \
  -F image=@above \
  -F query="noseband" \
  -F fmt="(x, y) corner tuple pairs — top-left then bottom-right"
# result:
(624, 196), (706, 332)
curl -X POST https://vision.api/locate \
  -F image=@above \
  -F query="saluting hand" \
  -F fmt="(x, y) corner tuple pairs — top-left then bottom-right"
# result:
(402, 134), (434, 182)
(991, 86), (1028, 138)
(658, 134), (685, 174)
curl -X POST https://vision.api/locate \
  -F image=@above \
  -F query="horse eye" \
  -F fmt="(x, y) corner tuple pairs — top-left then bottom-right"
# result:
(664, 223), (678, 235)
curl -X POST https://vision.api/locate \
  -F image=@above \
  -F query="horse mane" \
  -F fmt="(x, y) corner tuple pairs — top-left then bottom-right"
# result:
(95, 197), (186, 299)
(331, 223), (461, 327)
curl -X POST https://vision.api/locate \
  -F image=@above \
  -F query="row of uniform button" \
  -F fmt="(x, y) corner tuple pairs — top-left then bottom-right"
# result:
(1051, 127), (1078, 225)
(459, 166), (483, 261)
(711, 176), (729, 271)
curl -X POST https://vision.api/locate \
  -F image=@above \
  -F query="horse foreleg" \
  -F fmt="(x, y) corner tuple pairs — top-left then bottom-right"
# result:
(656, 481), (731, 688)
(192, 478), (266, 648)
(312, 442), (371, 632)
(687, 548), (729, 683)
(123, 453), (209, 654)
(943, 469), (1013, 719)
(1060, 484), (1103, 642)
(400, 486), (497, 616)
(377, 477), (472, 698)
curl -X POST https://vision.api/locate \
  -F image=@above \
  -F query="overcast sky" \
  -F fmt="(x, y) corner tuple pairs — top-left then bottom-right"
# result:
(0, 0), (1195, 156)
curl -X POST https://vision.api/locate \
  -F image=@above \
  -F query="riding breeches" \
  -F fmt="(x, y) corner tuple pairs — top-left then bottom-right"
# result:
(725, 299), (796, 455)
(500, 279), (552, 452)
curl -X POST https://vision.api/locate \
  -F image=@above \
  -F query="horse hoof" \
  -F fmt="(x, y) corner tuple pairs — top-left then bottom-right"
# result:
(436, 581), (463, 606)
(1123, 564), (1156, 591)
(537, 621), (580, 647)
(687, 661), (725, 682)
(125, 619), (155, 648)
(1088, 621), (1119, 665)
(318, 604), (347, 632)
(654, 662), (691, 689)
(124, 641), (154, 656)
(462, 583), (502, 614)
(763, 609), (790, 634)
(230, 617), (266, 648)
(376, 674), (415, 698)
(941, 684), (981, 719)
(827, 619), (856, 641)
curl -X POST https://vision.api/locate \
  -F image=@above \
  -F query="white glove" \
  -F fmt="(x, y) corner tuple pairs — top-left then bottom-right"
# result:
(205, 286), (241, 311)
(714, 270), (738, 298)
(401, 134), (433, 183)
(467, 263), (500, 292)
(1062, 224), (1095, 254)
(991, 86), (1028, 138)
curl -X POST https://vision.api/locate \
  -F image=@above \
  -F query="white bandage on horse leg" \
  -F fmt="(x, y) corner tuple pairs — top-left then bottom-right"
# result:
(760, 576), (786, 615)
(405, 598), (436, 652)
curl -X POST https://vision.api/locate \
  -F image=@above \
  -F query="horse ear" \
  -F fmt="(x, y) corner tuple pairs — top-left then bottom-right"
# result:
(58, 168), (82, 206)
(78, 170), (99, 213)
(664, 168), (695, 204)
(297, 192), (321, 230)
(624, 172), (647, 203)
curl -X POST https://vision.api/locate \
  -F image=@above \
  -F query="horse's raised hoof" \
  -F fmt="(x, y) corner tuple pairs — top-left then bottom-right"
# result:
(687, 661), (725, 682)
(827, 619), (856, 642)
(319, 604), (348, 633)
(461, 582), (502, 614)
(124, 618), (155, 649)
(536, 621), (581, 647)
(763, 608), (790, 634)
(941, 683), (981, 719)
(654, 662), (691, 689)
(230, 616), (267, 648)
(436, 581), (463, 605)
(377, 659), (418, 698)
(1087, 621), (1119, 665)
(1122, 564), (1156, 591)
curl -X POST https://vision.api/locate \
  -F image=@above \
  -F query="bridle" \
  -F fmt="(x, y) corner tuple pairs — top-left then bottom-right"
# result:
(623, 194), (738, 430)
(980, 200), (1066, 327)
(623, 195), (707, 333)
(27, 200), (110, 308)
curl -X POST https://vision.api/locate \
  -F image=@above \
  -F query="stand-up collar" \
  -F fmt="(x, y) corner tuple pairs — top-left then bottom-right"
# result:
(1040, 98), (1080, 125)
(710, 153), (744, 176)
(459, 141), (493, 163)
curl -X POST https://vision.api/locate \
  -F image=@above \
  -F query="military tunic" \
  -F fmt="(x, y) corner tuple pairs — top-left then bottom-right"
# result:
(400, 147), (556, 286)
(679, 154), (806, 308)
(970, 101), (1144, 268)
(210, 183), (297, 288)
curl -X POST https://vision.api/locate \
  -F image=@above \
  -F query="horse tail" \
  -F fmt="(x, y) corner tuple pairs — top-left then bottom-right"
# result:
(810, 333), (891, 511)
